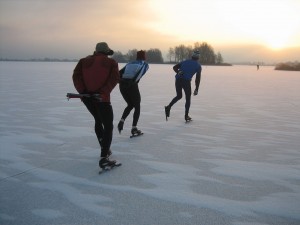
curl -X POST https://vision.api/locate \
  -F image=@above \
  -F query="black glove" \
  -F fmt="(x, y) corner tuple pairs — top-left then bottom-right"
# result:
(193, 89), (198, 96)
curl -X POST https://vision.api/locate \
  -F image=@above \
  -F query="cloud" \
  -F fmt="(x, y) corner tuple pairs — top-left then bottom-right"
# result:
(0, 0), (176, 58)
(0, 0), (299, 62)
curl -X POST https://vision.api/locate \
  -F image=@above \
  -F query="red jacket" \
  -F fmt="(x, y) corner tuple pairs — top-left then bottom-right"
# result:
(72, 53), (120, 102)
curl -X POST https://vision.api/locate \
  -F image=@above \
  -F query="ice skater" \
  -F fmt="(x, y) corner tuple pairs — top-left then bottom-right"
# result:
(72, 42), (120, 170)
(117, 50), (149, 137)
(165, 50), (202, 122)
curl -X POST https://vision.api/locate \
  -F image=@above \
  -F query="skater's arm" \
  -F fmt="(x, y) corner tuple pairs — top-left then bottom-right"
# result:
(100, 61), (120, 96)
(119, 66), (126, 78)
(72, 59), (86, 94)
(195, 70), (201, 89)
(194, 67), (202, 95)
(173, 63), (181, 73)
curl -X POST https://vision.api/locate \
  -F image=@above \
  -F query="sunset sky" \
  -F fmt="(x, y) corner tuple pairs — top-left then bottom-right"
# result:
(0, 0), (299, 63)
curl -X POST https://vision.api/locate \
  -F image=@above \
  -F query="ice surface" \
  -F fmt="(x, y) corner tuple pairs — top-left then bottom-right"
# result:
(0, 62), (299, 225)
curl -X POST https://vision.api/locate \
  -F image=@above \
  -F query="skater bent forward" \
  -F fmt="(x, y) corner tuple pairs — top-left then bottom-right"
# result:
(165, 50), (202, 122)
(72, 42), (120, 169)
(117, 50), (149, 136)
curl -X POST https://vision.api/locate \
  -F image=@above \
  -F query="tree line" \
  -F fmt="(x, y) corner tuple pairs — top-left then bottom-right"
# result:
(275, 61), (300, 71)
(112, 48), (164, 64)
(112, 42), (224, 65)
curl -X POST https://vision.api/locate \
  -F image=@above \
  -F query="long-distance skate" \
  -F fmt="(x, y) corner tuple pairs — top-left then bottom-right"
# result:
(99, 158), (122, 174)
(130, 128), (143, 138)
(185, 115), (192, 123)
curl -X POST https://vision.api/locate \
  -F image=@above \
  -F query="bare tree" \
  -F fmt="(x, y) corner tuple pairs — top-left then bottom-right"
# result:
(110, 42), (224, 64)
(146, 48), (164, 63)
(126, 49), (138, 61)
(174, 45), (192, 62)
(112, 51), (126, 63)
(195, 42), (216, 64)
(216, 52), (223, 64)
(167, 47), (175, 63)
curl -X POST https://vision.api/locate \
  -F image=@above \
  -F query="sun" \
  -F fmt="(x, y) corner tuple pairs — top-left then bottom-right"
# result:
(215, 0), (300, 50)
(146, 0), (300, 50)
(262, 34), (291, 50)
(247, 19), (295, 50)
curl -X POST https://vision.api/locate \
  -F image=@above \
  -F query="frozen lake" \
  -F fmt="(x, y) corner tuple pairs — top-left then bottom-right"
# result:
(0, 62), (300, 225)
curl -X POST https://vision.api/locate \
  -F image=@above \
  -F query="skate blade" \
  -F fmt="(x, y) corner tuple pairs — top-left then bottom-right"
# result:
(99, 162), (122, 174)
(99, 166), (111, 174)
(130, 133), (144, 138)
(112, 160), (122, 166)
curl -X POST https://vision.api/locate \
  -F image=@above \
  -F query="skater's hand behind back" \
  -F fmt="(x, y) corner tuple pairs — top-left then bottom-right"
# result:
(193, 89), (198, 96)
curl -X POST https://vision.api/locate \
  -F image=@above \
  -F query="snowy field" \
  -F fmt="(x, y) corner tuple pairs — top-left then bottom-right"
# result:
(0, 61), (300, 225)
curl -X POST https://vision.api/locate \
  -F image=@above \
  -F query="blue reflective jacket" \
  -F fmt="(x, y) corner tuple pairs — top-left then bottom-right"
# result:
(175, 59), (201, 80)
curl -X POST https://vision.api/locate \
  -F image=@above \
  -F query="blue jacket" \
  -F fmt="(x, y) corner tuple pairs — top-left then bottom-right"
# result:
(173, 59), (202, 90)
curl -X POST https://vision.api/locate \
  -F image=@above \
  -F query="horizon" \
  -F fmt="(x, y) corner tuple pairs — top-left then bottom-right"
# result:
(0, 0), (299, 63)
(0, 44), (299, 65)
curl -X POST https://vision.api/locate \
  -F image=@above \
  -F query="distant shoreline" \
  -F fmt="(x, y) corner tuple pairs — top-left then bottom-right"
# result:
(0, 58), (78, 62)
(2, 59), (299, 70)
(0, 58), (233, 66)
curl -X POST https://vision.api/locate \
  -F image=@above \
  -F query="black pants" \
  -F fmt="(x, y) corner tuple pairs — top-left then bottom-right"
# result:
(82, 98), (113, 157)
(119, 81), (141, 127)
(169, 78), (191, 115)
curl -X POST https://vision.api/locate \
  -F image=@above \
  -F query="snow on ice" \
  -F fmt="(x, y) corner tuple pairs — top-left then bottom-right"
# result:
(0, 62), (300, 225)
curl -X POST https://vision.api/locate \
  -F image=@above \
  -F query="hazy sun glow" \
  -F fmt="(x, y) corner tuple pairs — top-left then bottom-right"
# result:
(216, 0), (300, 50)
(147, 0), (300, 50)
(0, 0), (299, 61)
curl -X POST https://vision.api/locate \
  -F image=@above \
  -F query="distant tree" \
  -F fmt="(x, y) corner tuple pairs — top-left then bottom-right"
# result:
(146, 48), (164, 63)
(194, 42), (216, 64)
(171, 43), (223, 64)
(167, 47), (175, 63)
(112, 51), (127, 63)
(111, 42), (225, 65)
(215, 52), (223, 64)
(275, 61), (300, 71)
(174, 45), (184, 62)
(126, 49), (138, 61)
(174, 45), (192, 62)
(111, 48), (163, 63)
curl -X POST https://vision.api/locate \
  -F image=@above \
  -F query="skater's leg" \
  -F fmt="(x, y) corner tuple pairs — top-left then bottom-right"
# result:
(121, 105), (134, 121)
(132, 104), (140, 127)
(165, 79), (183, 120)
(183, 80), (192, 116)
(131, 85), (141, 127)
(168, 79), (183, 108)
(118, 84), (133, 133)
(118, 103), (133, 134)
(120, 84), (134, 121)
(82, 98), (104, 147)
(97, 102), (114, 157)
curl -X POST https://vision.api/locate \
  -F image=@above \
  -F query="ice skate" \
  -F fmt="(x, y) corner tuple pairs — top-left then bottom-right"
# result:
(185, 115), (192, 122)
(130, 127), (143, 138)
(99, 157), (116, 169)
(118, 120), (124, 134)
(99, 157), (121, 173)
(165, 106), (170, 121)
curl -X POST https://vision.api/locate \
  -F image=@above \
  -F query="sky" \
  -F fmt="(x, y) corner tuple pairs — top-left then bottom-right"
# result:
(0, 0), (300, 63)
